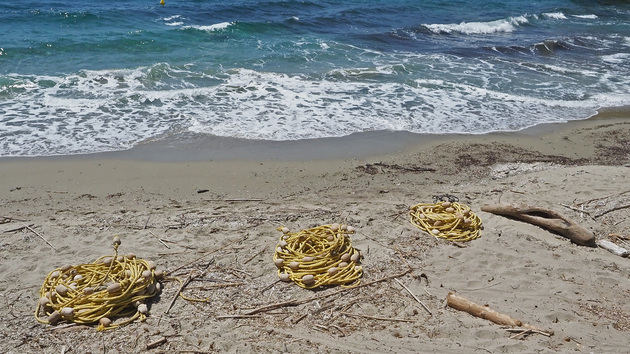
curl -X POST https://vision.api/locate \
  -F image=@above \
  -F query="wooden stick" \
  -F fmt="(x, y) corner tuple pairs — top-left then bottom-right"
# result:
(245, 269), (411, 315)
(595, 203), (630, 218)
(339, 312), (416, 323)
(481, 203), (596, 246)
(146, 337), (167, 349)
(596, 239), (629, 257)
(1, 223), (34, 233)
(165, 272), (195, 314)
(446, 292), (552, 334)
(243, 246), (267, 264)
(394, 278), (432, 316)
(216, 315), (263, 319)
(24, 224), (57, 251)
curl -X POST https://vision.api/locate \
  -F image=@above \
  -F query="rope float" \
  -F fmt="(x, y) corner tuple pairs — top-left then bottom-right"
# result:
(35, 236), (164, 330)
(409, 197), (483, 242)
(273, 224), (363, 289)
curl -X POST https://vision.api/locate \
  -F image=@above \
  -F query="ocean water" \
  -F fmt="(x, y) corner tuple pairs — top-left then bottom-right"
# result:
(1, 0), (629, 157)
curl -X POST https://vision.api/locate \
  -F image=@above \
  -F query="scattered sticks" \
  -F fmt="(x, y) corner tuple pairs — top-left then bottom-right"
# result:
(595, 203), (630, 218)
(168, 236), (247, 274)
(504, 327), (553, 339)
(244, 269), (411, 316)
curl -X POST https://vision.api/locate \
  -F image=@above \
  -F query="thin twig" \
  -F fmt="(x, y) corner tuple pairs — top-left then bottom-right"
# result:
(216, 315), (263, 319)
(339, 312), (416, 323)
(243, 246), (267, 265)
(394, 278), (432, 316)
(24, 224), (57, 251)
(165, 272), (195, 314)
(1, 223), (34, 233)
(260, 280), (280, 294)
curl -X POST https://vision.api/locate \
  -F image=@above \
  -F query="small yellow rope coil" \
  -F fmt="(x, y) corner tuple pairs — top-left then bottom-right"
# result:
(409, 201), (483, 242)
(34, 236), (164, 331)
(273, 224), (363, 289)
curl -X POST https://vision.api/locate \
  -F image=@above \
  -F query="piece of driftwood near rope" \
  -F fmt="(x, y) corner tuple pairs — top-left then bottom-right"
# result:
(446, 292), (553, 336)
(596, 239), (629, 257)
(242, 269), (411, 316)
(480, 203), (596, 247)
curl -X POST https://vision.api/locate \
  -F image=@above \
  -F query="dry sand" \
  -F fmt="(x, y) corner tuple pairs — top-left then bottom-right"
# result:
(1, 112), (630, 353)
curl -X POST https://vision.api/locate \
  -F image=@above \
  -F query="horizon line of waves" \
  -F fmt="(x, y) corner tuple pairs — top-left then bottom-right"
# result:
(418, 10), (602, 36)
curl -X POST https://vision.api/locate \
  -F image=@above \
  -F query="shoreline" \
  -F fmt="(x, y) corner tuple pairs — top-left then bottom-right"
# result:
(1, 105), (629, 163)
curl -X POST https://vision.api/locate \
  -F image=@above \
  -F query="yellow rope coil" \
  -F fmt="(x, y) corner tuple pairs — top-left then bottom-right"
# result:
(409, 201), (483, 242)
(273, 224), (363, 289)
(34, 236), (164, 331)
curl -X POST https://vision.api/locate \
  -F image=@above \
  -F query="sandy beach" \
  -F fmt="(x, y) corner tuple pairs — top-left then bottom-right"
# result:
(1, 112), (630, 353)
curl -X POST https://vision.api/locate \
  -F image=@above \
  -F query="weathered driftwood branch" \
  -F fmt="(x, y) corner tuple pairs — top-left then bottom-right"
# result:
(446, 292), (552, 335)
(481, 203), (596, 247)
(596, 239), (629, 257)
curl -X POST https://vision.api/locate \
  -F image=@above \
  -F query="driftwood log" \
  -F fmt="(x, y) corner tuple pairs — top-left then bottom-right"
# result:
(446, 292), (552, 334)
(481, 203), (596, 247)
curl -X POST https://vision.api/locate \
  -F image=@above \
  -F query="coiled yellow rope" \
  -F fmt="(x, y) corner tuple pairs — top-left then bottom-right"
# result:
(409, 200), (483, 242)
(273, 224), (363, 289)
(34, 236), (163, 330)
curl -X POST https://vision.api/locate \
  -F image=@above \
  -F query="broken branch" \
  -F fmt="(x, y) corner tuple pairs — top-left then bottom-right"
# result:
(446, 291), (552, 335)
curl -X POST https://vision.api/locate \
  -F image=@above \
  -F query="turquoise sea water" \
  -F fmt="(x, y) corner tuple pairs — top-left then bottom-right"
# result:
(1, 0), (630, 156)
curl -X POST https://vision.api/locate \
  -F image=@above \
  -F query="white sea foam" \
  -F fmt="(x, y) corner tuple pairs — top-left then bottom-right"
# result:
(0, 56), (625, 157)
(423, 16), (528, 35)
(543, 12), (567, 20)
(573, 14), (598, 19)
(601, 53), (630, 63)
(185, 22), (233, 32)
